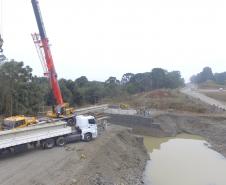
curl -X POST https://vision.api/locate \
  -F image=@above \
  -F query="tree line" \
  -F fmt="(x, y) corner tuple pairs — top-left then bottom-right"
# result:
(190, 66), (226, 85)
(0, 60), (184, 116)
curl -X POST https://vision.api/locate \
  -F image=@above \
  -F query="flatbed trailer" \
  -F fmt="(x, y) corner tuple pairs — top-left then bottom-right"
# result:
(0, 115), (97, 154)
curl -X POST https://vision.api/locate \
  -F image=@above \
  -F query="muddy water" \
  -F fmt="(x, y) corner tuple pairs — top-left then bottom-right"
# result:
(143, 134), (226, 185)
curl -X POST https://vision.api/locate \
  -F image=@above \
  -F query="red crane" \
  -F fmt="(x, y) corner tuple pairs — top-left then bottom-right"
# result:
(31, 0), (63, 106)
(31, 0), (75, 122)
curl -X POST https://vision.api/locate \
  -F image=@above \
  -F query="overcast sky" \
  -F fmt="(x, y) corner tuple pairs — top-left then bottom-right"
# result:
(1, 0), (226, 82)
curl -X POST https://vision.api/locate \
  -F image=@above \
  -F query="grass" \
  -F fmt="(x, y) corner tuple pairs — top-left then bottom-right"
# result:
(198, 80), (226, 89)
(203, 92), (226, 103)
(106, 89), (209, 113)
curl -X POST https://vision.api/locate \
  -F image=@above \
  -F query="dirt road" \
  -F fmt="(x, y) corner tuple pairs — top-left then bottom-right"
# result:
(181, 87), (226, 110)
(0, 125), (148, 185)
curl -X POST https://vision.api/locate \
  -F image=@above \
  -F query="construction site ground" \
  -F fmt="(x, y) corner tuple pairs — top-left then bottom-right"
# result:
(108, 111), (226, 158)
(0, 124), (148, 185)
(1, 89), (226, 185)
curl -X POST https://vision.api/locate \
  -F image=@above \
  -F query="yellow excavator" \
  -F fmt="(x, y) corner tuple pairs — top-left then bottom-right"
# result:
(1, 115), (38, 130)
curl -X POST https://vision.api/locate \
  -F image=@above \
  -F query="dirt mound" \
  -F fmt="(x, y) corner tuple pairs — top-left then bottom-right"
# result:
(145, 89), (173, 98)
(75, 130), (149, 185)
(0, 125), (148, 185)
(121, 89), (215, 113)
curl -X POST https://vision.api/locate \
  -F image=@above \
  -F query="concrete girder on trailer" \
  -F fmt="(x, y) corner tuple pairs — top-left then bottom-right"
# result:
(0, 121), (71, 149)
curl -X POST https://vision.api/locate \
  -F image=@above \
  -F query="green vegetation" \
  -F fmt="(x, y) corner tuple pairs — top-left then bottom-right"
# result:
(111, 89), (209, 113)
(0, 60), (184, 116)
(191, 66), (226, 86)
(202, 91), (226, 103)
(198, 81), (226, 89)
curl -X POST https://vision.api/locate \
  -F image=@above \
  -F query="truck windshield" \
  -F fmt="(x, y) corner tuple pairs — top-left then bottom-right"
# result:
(88, 119), (96, 124)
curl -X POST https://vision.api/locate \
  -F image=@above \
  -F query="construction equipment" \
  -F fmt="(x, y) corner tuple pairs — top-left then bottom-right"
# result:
(1, 115), (38, 130)
(31, 0), (75, 124)
(120, 103), (129, 109)
(0, 115), (97, 154)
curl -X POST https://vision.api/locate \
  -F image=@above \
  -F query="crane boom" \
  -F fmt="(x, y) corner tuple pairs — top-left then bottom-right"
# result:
(31, 0), (63, 106)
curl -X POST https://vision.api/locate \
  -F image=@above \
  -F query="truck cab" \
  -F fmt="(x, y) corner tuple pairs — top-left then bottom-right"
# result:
(65, 115), (98, 143)
(76, 115), (97, 140)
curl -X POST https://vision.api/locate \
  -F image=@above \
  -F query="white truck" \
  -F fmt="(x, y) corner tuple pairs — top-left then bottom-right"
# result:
(0, 115), (97, 154)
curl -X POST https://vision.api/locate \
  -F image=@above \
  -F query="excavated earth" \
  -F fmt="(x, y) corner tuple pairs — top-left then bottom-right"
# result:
(2, 110), (226, 185)
(0, 125), (148, 185)
(108, 112), (226, 157)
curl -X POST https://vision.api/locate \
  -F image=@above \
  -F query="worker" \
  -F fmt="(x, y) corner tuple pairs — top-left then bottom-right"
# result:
(0, 34), (3, 52)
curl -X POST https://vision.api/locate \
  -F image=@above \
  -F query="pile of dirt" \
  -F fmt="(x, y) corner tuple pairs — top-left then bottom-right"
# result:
(124, 89), (216, 113)
(0, 125), (148, 185)
(75, 129), (149, 185)
(145, 89), (173, 98)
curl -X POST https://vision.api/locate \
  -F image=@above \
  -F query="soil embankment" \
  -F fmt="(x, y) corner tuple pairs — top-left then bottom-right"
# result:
(108, 112), (226, 158)
(75, 128), (148, 185)
(0, 125), (148, 185)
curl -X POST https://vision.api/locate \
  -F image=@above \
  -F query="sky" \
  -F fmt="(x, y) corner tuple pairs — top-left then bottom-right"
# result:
(1, 0), (226, 82)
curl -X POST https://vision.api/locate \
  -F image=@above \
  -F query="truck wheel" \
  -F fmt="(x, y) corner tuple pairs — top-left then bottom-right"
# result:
(84, 133), (92, 142)
(14, 144), (28, 154)
(43, 138), (55, 149)
(56, 137), (66, 147)
(67, 118), (74, 126)
(40, 140), (45, 149)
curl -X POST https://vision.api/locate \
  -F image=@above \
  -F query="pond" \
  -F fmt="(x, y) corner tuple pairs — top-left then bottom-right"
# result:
(143, 133), (226, 185)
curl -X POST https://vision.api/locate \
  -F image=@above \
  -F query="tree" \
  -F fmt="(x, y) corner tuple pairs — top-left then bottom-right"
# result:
(214, 72), (226, 85)
(104, 77), (121, 97)
(190, 67), (214, 84)
(105, 77), (120, 85)
(151, 68), (167, 89)
(75, 76), (88, 87)
(121, 73), (134, 85)
(59, 79), (74, 105)
(0, 60), (186, 116)
(0, 60), (41, 115)
(166, 71), (184, 88)
(127, 72), (152, 93)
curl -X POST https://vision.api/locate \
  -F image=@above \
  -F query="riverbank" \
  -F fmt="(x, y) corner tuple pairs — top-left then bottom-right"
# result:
(108, 112), (226, 158)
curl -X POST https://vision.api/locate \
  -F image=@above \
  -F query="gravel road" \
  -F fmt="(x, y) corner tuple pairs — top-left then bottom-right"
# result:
(0, 125), (148, 185)
(181, 87), (226, 110)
